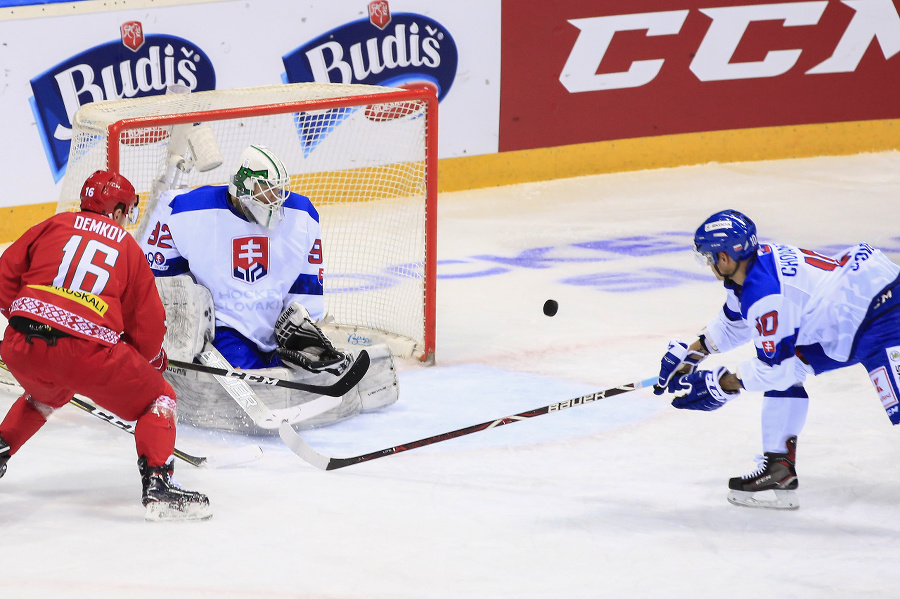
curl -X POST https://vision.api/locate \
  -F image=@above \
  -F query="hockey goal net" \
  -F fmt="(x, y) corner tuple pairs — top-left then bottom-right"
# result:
(57, 83), (437, 363)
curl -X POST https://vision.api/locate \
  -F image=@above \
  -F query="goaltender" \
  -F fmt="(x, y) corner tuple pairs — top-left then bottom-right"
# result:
(138, 144), (397, 433)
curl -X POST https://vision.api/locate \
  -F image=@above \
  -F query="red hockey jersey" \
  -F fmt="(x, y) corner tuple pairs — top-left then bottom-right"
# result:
(0, 211), (165, 361)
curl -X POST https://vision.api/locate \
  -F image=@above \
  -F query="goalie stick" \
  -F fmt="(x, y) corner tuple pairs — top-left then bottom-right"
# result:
(0, 354), (262, 469)
(280, 376), (658, 471)
(167, 349), (371, 397)
(192, 346), (343, 430)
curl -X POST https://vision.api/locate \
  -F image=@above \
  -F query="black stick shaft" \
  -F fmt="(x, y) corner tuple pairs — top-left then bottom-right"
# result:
(167, 350), (369, 397)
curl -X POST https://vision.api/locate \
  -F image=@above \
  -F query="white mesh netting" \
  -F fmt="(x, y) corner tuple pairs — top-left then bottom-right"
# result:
(58, 83), (435, 361)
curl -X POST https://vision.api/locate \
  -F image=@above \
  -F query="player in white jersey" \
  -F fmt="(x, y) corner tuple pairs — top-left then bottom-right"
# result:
(138, 144), (398, 434)
(140, 144), (345, 372)
(654, 210), (900, 509)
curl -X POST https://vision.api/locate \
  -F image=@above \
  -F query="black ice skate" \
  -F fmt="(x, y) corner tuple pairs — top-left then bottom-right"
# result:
(727, 436), (799, 510)
(0, 434), (10, 479)
(139, 456), (212, 521)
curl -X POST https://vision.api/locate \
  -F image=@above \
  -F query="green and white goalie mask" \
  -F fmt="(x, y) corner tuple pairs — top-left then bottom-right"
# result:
(228, 145), (291, 229)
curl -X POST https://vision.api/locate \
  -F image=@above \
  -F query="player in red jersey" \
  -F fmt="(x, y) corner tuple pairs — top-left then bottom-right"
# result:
(0, 170), (210, 521)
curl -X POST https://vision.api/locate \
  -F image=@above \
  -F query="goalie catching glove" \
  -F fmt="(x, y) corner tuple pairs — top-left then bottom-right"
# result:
(275, 302), (351, 376)
(653, 339), (706, 395)
(667, 366), (739, 411)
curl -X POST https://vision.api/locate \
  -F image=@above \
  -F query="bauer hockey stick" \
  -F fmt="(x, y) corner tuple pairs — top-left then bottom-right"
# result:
(0, 354), (262, 469)
(280, 376), (658, 471)
(166, 349), (371, 397)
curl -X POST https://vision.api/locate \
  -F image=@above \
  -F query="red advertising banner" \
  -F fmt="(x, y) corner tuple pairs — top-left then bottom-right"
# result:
(499, 0), (900, 152)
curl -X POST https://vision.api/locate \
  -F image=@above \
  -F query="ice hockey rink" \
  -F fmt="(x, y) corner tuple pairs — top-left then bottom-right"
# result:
(2, 151), (899, 598)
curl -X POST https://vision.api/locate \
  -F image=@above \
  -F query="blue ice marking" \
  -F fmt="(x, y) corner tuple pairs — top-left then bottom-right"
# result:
(562, 267), (714, 293)
(573, 233), (692, 257)
(472, 247), (611, 269)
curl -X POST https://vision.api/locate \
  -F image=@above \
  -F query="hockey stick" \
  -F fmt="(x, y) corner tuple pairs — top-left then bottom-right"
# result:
(280, 376), (658, 471)
(67, 396), (262, 468)
(0, 353), (262, 469)
(190, 346), (343, 430)
(166, 349), (371, 397)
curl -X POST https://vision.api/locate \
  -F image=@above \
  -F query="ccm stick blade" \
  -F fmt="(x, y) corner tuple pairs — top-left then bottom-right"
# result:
(281, 377), (657, 471)
(167, 350), (370, 397)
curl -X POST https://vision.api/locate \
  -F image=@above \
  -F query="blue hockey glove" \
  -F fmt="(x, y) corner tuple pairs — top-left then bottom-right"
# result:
(653, 339), (706, 395)
(670, 366), (739, 411)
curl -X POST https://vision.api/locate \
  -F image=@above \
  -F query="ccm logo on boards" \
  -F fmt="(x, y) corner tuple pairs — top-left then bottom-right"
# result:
(560, 1), (900, 92)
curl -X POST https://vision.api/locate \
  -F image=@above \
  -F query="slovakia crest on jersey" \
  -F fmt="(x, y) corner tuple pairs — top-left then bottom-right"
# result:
(233, 236), (269, 283)
(762, 340), (776, 358)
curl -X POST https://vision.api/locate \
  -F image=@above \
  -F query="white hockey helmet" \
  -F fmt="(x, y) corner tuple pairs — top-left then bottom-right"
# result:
(228, 144), (291, 229)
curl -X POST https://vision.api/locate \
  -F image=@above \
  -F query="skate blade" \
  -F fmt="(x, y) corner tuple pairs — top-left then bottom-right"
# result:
(144, 500), (213, 522)
(727, 489), (799, 510)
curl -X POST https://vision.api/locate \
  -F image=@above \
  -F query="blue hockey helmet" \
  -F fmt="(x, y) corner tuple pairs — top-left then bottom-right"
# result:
(694, 210), (758, 265)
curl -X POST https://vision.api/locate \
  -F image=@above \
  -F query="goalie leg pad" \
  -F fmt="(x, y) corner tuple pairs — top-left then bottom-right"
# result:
(354, 344), (399, 412)
(281, 343), (398, 412)
(165, 344), (398, 434)
(167, 362), (365, 434)
(155, 275), (215, 362)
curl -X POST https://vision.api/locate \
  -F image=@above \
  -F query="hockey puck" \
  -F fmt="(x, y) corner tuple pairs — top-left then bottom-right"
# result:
(543, 299), (558, 317)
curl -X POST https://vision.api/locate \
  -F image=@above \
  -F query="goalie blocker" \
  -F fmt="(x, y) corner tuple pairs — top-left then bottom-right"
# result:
(155, 276), (398, 435)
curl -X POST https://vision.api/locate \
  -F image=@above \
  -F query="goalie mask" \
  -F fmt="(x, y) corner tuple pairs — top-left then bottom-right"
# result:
(228, 145), (291, 229)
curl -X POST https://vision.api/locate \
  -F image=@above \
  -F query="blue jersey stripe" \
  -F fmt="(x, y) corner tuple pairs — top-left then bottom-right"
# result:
(763, 385), (809, 398)
(722, 303), (741, 322)
(151, 256), (191, 277)
(739, 252), (781, 318)
(289, 273), (324, 296)
(170, 186), (319, 223)
(756, 334), (798, 367)
(285, 193), (319, 223)
(170, 186), (230, 214)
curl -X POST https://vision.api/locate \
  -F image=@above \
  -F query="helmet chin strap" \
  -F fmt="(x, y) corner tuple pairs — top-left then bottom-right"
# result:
(713, 257), (740, 281)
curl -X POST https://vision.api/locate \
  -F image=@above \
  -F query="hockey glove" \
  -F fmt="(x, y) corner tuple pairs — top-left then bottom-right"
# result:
(277, 346), (352, 376)
(669, 366), (739, 411)
(149, 348), (168, 374)
(653, 339), (706, 395)
(275, 302), (351, 376)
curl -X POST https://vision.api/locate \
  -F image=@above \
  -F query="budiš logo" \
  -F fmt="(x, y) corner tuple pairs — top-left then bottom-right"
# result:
(30, 22), (216, 181)
(282, 0), (457, 153)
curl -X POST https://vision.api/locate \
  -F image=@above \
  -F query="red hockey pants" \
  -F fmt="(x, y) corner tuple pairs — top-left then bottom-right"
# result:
(0, 327), (176, 468)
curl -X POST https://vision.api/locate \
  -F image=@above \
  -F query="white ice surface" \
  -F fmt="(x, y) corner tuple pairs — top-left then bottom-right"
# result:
(3, 152), (900, 598)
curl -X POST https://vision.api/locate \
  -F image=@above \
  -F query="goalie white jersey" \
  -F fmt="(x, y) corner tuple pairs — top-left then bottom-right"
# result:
(705, 243), (900, 393)
(138, 186), (325, 352)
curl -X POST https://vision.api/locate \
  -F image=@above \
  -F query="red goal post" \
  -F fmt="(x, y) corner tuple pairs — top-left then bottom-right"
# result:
(57, 83), (437, 363)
